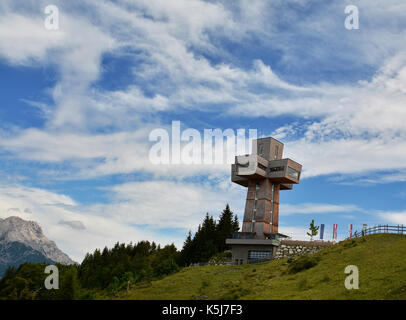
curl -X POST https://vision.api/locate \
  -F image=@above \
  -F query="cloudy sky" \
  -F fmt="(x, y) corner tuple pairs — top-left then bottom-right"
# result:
(1, 0), (406, 262)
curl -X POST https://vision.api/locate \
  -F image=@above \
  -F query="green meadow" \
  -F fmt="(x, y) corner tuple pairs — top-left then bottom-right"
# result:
(117, 234), (406, 300)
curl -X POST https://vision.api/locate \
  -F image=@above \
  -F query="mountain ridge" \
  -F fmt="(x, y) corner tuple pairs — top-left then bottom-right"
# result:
(0, 216), (75, 277)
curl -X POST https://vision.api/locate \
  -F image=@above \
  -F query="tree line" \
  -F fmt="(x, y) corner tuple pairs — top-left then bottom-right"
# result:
(179, 204), (239, 265)
(0, 204), (239, 299)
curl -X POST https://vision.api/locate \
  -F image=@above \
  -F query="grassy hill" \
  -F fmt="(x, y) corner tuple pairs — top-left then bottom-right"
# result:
(116, 234), (406, 300)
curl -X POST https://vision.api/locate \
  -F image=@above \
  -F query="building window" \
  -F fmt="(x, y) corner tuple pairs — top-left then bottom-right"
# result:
(249, 251), (271, 260)
(274, 145), (279, 160)
(287, 167), (300, 180)
(269, 166), (284, 172)
(258, 163), (267, 171)
(259, 143), (264, 157)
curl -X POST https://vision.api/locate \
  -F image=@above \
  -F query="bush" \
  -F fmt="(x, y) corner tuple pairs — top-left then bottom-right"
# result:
(287, 255), (319, 274)
(207, 251), (232, 265)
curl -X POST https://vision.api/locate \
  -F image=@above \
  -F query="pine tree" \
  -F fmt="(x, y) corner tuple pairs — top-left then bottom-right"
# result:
(179, 230), (193, 266)
(216, 204), (239, 252)
(60, 267), (79, 300)
(307, 219), (319, 241)
(179, 204), (241, 265)
(195, 213), (217, 262)
(233, 215), (240, 233)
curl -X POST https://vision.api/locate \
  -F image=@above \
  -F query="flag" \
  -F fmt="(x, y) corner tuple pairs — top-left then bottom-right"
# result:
(333, 224), (338, 240)
(349, 224), (353, 238)
(320, 224), (325, 240)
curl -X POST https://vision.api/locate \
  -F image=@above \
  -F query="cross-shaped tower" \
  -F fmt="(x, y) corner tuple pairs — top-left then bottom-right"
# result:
(226, 137), (302, 264)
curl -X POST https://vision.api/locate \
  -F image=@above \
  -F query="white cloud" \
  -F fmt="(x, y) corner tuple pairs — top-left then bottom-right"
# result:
(280, 203), (364, 216)
(278, 226), (310, 241)
(0, 6), (114, 129)
(91, 179), (245, 229)
(285, 137), (406, 179)
(0, 14), (64, 64)
(58, 220), (86, 230)
(1, 1), (405, 183)
(0, 184), (190, 262)
(379, 210), (406, 225)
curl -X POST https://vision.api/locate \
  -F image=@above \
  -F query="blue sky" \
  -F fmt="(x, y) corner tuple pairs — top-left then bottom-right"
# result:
(1, 0), (406, 262)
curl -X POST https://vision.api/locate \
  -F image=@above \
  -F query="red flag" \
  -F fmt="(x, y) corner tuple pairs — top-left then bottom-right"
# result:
(333, 224), (337, 240)
(349, 224), (353, 238)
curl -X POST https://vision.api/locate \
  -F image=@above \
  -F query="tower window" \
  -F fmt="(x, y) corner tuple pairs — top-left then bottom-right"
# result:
(287, 167), (300, 180)
(274, 145), (279, 159)
(259, 143), (264, 156)
(258, 163), (267, 171)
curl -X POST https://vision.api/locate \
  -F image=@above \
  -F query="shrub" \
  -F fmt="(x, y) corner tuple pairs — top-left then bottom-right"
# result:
(208, 251), (232, 265)
(287, 255), (319, 274)
(343, 240), (357, 249)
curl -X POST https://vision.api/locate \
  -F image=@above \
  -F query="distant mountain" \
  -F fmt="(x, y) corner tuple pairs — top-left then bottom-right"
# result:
(0, 216), (75, 277)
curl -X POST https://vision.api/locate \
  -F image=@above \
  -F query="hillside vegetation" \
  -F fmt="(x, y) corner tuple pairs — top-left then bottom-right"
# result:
(118, 234), (406, 300)
(0, 205), (241, 300)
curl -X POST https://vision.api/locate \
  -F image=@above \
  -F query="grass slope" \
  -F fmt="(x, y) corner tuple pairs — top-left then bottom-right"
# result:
(117, 234), (406, 300)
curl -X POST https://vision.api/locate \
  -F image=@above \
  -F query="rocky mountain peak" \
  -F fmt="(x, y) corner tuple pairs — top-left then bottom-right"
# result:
(0, 216), (75, 276)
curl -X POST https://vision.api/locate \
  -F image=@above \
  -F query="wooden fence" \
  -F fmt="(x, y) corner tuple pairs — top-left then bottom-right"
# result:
(348, 224), (406, 239)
